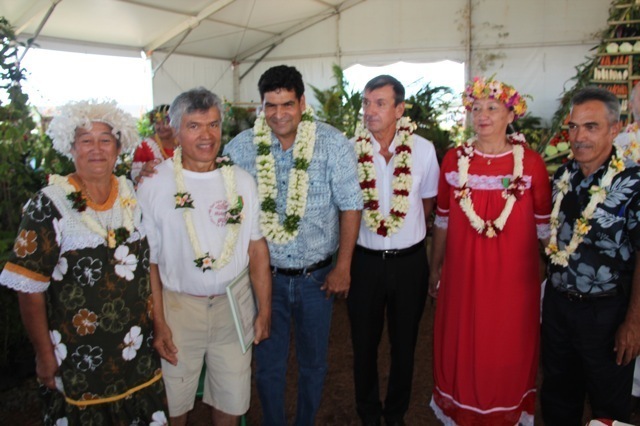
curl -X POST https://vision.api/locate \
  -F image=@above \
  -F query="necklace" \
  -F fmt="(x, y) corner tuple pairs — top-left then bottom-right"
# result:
(455, 133), (527, 238)
(252, 106), (316, 244)
(545, 145), (625, 266)
(154, 134), (176, 160)
(49, 174), (136, 248)
(173, 147), (243, 272)
(354, 116), (415, 237)
(476, 142), (509, 165)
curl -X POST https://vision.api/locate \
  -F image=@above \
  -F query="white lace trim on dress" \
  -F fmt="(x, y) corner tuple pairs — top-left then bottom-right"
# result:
(42, 180), (144, 254)
(445, 171), (532, 191)
(0, 268), (48, 293)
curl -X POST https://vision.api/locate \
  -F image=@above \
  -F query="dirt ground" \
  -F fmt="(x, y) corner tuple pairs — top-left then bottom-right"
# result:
(2, 299), (640, 425)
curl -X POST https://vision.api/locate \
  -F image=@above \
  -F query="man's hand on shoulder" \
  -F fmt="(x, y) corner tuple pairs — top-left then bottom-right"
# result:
(135, 159), (161, 185)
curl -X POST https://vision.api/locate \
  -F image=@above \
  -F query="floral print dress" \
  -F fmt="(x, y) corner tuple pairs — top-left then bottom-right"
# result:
(0, 176), (168, 425)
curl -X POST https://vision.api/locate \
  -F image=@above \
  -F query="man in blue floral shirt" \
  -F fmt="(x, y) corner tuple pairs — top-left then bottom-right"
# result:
(542, 87), (640, 425)
(224, 65), (363, 425)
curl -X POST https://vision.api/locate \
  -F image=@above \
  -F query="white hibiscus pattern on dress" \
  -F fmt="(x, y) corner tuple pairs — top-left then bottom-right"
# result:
(52, 257), (68, 281)
(122, 325), (143, 361)
(49, 330), (67, 366)
(114, 245), (137, 281)
(72, 257), (102, 287)
(53, 218), (62, 246)
(72, 345), (104, 372)
(27, 192), (53, 222)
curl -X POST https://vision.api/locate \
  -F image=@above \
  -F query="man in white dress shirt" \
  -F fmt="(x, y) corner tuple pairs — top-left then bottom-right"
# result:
(137, 87), (271, 426)
(348, 75), (440, 426)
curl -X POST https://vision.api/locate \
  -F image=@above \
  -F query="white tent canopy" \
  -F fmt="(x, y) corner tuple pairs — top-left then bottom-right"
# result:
(3, 0), (611, 122)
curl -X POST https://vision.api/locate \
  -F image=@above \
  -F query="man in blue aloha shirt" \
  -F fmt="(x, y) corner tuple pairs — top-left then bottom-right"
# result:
(224, 65), (363, 426)
(542, 86), (640, 425)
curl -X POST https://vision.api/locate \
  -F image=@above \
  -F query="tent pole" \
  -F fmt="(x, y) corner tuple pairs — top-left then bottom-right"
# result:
(465, 0), (472, 82)
(18, 0), (62, 63)
(152, 28), (193, 77)
(239, 44), (277, 81)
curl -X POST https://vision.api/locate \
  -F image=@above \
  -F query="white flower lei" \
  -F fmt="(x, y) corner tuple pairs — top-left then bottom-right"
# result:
(455, 133), (527, 238)
(354, 116), (415, 237)
(252, 106), (316, 244)
(49, 174), (136, 248)
(623, 123), (640, 163)
(545, 145), (626, 266)
(173, 147), (242, 272)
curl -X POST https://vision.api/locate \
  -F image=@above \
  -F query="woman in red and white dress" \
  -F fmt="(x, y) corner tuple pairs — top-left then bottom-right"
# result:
(131, 104), (176, 183)
(429, 77), (552, 425)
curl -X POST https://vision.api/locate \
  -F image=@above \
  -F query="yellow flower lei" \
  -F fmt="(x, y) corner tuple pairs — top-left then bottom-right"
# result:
(545, 145), (626, 266)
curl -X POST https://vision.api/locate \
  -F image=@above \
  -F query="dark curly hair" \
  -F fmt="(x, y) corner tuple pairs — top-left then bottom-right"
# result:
(258, 65), (305, 100)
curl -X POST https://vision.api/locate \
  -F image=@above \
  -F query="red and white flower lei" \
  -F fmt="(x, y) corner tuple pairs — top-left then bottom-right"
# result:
(455, 133), (527, 238)
(355, 116), (415, 237)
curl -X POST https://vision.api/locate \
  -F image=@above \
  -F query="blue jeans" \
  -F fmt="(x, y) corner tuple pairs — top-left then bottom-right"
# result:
(255, 264), (334, 426)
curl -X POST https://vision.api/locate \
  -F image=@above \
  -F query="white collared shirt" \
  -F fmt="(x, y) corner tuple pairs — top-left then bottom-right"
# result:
(352, 132), (440, 250)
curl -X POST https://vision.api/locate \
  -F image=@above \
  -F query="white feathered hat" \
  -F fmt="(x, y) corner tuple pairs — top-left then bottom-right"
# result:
(46, 99), (140, 158)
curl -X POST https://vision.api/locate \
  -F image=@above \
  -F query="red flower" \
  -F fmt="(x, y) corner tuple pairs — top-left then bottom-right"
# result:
(393, 189), (409, 196)
(393, 167), (410, 176)
(364, 200), (379, 210)
(360, 180), (376, 189)
(377, 221), (388, 236)
(396, 145), (411, 154)
(358, 154), (374, 163)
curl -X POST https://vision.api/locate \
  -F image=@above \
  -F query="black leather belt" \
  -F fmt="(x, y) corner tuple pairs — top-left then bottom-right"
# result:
(355, 240), (424, 260)
(270, 256), (333, 276)
(555, 287), (621, 302)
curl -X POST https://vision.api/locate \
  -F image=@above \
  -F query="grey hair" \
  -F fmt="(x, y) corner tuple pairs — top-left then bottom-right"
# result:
(571, 86), (620, 124)
(169, 87), (224, 132)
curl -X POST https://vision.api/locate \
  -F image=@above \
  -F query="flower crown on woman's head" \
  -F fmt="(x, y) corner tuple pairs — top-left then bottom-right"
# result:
(47, 99), (140, 159)
(148, 104), (170, 124)
(462, 76), (528, 119)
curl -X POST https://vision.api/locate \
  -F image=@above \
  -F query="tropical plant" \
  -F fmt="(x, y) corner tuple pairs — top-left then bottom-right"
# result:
(310, 64), (362, 137)
(405, 82), (457, 160)
(0, 17), (38, 368)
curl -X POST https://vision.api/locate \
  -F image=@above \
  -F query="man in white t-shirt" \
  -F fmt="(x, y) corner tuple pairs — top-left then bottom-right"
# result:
(348, 75), (440, 426)
(137, 87), (271, 426)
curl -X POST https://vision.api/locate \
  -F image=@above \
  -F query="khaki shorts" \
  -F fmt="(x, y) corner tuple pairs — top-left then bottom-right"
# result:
(161, 289), (251, 416)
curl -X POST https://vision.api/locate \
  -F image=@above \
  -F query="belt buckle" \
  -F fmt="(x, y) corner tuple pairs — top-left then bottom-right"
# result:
(381, 250), (395, 260)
